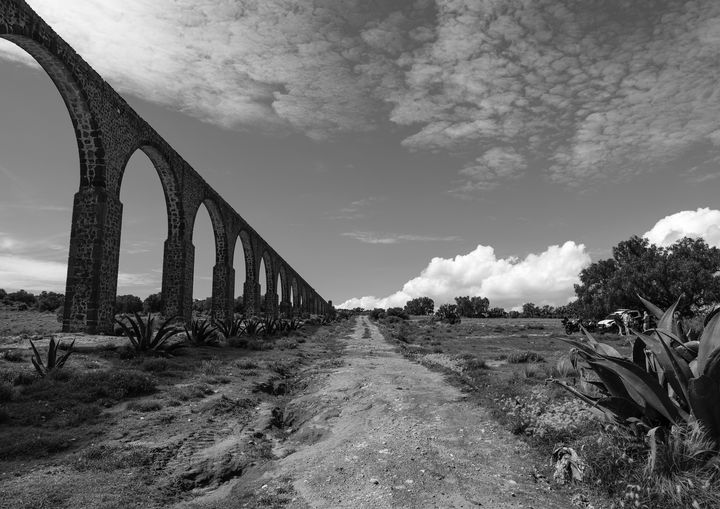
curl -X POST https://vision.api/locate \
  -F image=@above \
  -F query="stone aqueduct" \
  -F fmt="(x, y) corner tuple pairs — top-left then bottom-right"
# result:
(0, 0), (330, 333)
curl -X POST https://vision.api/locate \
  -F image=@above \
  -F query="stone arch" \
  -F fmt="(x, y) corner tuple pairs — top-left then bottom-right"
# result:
(0, 34), (105, 188)
(236, 230), (255, 285)
(188, 197), (227, 265)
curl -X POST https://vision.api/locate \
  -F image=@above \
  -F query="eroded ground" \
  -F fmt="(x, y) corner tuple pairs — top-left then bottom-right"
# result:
(1, 313), (607, 508)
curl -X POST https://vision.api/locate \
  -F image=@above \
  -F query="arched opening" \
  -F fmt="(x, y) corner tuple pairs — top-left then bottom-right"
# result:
(258, 254), (267, 314)
(275, 269), (282, 316)
(232, 232), (250, 317)
(0, 40), (79, 298)
(116, 150), (168, 307)
(191, 203), (215, 317)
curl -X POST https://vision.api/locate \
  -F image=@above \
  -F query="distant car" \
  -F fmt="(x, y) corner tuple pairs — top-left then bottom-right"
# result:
(597, 309), (641, 333)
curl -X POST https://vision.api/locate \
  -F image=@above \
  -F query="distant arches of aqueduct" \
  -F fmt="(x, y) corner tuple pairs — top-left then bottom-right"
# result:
(0, 0), (330, 333)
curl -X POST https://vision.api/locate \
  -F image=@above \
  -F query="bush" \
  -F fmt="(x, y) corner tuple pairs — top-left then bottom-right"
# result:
(115, 294), (143, 314)
(37, 291), (64, 312)
(143, 293), (163, 313)
(386, 307), (409, 320)
(72, 369), (157, 401)
(369, 308), (386, 320)
(7, 289), (36, 306)
(435, 304), (461, 324)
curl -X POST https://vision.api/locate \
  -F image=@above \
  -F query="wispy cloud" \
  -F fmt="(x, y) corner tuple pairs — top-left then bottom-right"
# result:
(332, 196), (384, 220)
(339, 241), (591, 310)
(342, 231), (462, 244)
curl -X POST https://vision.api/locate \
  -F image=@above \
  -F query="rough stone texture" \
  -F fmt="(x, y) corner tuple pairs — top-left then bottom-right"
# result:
(0, 0), (327, 332)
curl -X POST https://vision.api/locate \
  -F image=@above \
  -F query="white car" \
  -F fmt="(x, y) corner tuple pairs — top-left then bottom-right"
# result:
(597, 309), (641, 333)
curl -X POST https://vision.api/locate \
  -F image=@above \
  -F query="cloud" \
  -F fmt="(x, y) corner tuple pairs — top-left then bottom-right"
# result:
(7, 1), (720, 192)
(338, 241), (590, 309)
(450, 147), (527, 197)
(644, 208), (720, 247)
(2, 0), (427, 138)
(332, 196), (384, 220)
(342, 231), (462, 244)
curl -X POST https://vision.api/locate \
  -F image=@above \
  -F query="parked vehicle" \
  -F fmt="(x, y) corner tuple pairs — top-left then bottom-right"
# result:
(597, 309), (641, 333)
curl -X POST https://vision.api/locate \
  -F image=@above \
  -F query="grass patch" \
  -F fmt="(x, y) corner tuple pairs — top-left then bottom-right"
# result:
(167, 383), (214, 401)
(507, 350), (544, 364)
(74, 443), (155, 471)
(127, 399), (163, 412)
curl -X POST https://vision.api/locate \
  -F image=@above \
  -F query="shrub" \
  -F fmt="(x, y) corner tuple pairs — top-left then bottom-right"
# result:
(37, 291), (64, 312)
(369, 308), (386, 320)
(7, 289), (36, 305)
(0, 382), (15, 402)
(2, 350), (24, 362)
(214, 317), (243, 339)
(143, 293), (163, 313)
(386, 307), (409, 320)
(73, 369), (156, 401)
(115, 294), (143, 314)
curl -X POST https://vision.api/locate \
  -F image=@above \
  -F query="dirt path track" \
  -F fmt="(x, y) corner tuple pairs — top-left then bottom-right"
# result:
(204, 316), (574, 509)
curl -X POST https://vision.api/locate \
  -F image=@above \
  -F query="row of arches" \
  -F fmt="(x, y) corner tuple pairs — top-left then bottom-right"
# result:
(0, 1), (330, 333)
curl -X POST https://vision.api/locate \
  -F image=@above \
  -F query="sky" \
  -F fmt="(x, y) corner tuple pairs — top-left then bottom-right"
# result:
(2, 0), (720, 311)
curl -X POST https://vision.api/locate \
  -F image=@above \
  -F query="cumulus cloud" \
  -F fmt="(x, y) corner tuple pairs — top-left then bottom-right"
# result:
(342, 231), (461, 244)
(644, 208), (720, 247)
(338, 241), (590, 309)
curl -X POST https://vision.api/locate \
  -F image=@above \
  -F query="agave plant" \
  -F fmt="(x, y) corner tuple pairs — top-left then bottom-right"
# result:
(30, 337), (75, 377)
(261, 317), (280, 336)
(240, 317), (265, 337)
(185, 319), (220, 346)
(115, 313), (184, 353)
(213, 316), (243, 339)
(551, 296), (720, 446)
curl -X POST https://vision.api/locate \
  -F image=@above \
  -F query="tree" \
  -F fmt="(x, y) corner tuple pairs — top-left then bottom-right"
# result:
(522, 302), (539, 317)
(386, 307), (409, 319)
(115, 294), (143, 314)
(233, 296), (244, 314)
(404, 297), (434, 315)
(574, 235), (720, 318)
(487, 307), (507, 318)
(7, 289), (36, 305)
(143, 293), (164, 313)
(454, 296), (490, 317)
(37, 291), (64, 312)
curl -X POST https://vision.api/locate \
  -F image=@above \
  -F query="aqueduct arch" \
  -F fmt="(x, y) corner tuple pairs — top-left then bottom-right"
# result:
(0, 0), (328, 332)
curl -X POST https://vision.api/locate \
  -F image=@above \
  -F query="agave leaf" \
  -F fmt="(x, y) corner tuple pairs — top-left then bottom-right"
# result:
(704, 306), (720, 329)
(638, 294), (664, 320)
(654, 329), (685, 348)
(656, 296), (683, 338)
(704, 348), (720, 384)
(690, 359), (700, 378)
(115, 317), (140, 350)
(599, 396), (646, 422)
(556, 337), (604, 360)
(549, 379), (618, 422)
(656, 332), (691, 408)
(29, 339), (43, 365)
(31, 356), (46, 377)
(56, 339), (75, 368)
(633, 329), (692, 407)
(674, 340), (699, 363)
(47, 337), (59, 369)
(585, 361), (633, 401)
(631, 336), (647, 368)
(688, 375), (720, 445)
(697, 310), (720, 375)
(587, 357), (686, 425)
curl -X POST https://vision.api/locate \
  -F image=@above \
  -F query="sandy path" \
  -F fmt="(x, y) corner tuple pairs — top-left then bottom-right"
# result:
(251, 316), (574, 509)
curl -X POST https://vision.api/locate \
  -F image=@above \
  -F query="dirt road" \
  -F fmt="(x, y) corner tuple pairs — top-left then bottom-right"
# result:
(199, 316), (576, 508)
